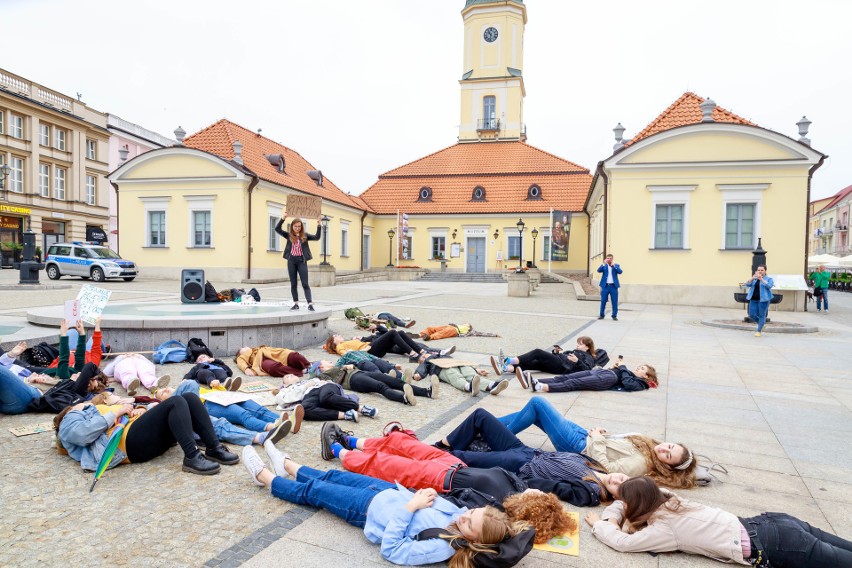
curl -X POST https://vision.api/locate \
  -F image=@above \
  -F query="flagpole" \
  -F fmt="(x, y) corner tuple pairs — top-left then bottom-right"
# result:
(548, 209), (553, 273)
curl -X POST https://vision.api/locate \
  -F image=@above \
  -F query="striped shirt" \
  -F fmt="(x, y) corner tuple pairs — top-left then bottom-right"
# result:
(291, 238), (303, 257)
(519, 451), (601, 498)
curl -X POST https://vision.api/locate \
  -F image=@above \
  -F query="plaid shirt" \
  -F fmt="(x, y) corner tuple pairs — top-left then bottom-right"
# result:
(336, 350), (380, 367)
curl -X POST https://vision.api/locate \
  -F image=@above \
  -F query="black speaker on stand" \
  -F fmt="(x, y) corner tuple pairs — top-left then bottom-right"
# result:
(181, 269), (205, 304)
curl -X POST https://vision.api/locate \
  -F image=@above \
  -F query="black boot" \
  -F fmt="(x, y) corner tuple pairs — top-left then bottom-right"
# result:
(182, 452), (221, 475)
(205, 443), (239, 465)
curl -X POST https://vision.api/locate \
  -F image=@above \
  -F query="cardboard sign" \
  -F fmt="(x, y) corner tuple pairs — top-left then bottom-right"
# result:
(285, 195), (322, 220)
(64, 299), (81, 326)
(533, 512), (579, 556)
(9, 422), (56, 437)
(76, 285), (112, 325)
(239, 381), (273, 393)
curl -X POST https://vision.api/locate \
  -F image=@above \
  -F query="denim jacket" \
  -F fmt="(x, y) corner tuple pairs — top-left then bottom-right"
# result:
(745, 275), (774, 303)
(58, 405), (126, 471)
(365, 483), (464, 565)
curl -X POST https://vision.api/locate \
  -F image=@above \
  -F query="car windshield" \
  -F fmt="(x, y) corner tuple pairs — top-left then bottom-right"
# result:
(88, 247), (122, 259)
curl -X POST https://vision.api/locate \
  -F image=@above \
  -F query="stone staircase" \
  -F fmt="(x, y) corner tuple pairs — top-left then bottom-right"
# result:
(418, 272), (506, 283)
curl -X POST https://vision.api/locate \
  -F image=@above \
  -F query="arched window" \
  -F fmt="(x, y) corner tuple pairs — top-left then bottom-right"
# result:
(471, 186), (486, 201)
(527, 184), (542, 200)
(418, 187), (433, 202)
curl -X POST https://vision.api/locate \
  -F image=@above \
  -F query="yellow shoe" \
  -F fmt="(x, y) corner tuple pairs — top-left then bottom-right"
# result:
(755, 332), (762, 337)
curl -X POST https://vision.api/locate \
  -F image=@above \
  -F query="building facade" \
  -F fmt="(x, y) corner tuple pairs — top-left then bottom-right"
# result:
(810, 185), (852, 256)
(0, 68), (110, 266)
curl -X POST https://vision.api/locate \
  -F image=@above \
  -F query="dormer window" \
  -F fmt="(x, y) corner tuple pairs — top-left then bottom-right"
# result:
(471, 186), (486, 201)
(418, 187), (433, 202)
(527, 184), (542, 200)
(266, 154), (286, 173)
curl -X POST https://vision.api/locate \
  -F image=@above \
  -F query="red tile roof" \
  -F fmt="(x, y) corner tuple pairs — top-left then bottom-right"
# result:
(627, 92), (755, 146)
(184, 119), (365, 211)
(360, 141), (591, 214)
(817, 184), (852, 213)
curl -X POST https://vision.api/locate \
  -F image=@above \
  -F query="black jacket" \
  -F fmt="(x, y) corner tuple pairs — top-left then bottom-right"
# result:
(183, 359), (233, 382)
(610, 367), (650, 392)
(275, 219), (322, 261)
(559, 350), (594, 373)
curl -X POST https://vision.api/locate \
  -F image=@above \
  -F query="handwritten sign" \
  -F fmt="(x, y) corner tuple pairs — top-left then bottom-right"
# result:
(64, 299), (81, 326)
(76, 285), (112, 325)
(285, 195), (322, 220)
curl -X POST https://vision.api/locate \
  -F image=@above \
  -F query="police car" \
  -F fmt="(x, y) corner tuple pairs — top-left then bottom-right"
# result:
(44, 242), (139, 282)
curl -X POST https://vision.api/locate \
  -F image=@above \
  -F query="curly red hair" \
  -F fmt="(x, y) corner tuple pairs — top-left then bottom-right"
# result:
(503, 491), (576, 544)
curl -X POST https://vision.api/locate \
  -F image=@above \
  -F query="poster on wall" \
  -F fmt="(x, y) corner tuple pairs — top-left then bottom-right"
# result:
(551, 210), (571, 261)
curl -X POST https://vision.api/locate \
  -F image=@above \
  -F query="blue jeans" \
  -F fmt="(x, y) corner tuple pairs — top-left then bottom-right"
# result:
(174, 379), (277, 432)
(0, 366), (41, 414)
(447, 408), (536, 473)
(600, 284), (619, 317)
(499, 397), (588, 453)
(270, 466), (393, 528)
(749, 300), (770, 332)
(376, 312), (406, 328)
(210, 416), (256, 446)
(741, 512), (852, 567)
(816, 288), (828, 311)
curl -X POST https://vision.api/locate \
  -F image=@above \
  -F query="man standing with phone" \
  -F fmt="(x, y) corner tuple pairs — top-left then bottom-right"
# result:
(597, 253), (622, 321)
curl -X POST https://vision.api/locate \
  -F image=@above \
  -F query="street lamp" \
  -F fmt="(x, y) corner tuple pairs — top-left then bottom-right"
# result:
(387, 228), (396, 267)
(320, 215), (331, 265)
(516, 218), (525, 270)
(530, 227), (539, 268)
(0, 163), (11, 197)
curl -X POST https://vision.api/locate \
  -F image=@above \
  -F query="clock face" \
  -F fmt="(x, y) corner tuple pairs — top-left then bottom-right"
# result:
(483, 27), (498, 43)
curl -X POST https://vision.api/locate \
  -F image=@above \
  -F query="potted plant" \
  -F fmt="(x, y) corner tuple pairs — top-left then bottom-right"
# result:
(35, 246), (42, 262)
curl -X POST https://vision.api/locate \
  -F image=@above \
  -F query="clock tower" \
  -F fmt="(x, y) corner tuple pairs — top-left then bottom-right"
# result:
(458, 0), (527, 142)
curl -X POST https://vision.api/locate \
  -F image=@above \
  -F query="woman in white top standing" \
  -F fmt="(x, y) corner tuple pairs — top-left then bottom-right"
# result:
(587, 476), (852, 567)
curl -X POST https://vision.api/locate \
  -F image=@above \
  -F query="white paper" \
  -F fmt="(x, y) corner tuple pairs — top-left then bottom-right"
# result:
(75, 285), (112, 325)
(64, 299), (81, 326)
(201, 390), (254, 406)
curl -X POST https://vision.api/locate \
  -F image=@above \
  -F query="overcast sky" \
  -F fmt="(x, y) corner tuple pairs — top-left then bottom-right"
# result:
(5, 0), (850, 200)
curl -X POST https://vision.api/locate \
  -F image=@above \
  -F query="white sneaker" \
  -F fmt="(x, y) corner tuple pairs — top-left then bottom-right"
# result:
(243, 446), (266, 486)
(263, 440), (289, 478)
(469, 375), (481, 396)
(489, 379), (510, 396)
(403, 383), (416, 406)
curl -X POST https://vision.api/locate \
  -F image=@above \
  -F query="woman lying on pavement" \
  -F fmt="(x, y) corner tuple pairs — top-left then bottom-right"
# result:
(587, 476), (852, 567)
(492, 336), (596, 377)
(55, 390), (239, 475)
(413, 353), (509, 397)
(235, 345), (312, 378)
(241, 445), (527, 567)
(364, 324), (456, 358)
(315, 360), (436, 407)
(320, 423), (623, 508)
(498, 397), (698, 488)
(184, 354), (238, 388)
(522, 361), (657, 393)
(324, 331), (434, 362)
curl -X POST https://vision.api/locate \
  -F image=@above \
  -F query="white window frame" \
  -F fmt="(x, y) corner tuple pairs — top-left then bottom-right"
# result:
(10, 114), (23, 139)
(185, 195), (215, 248)
(507, 235), (521, 260)
(141, 196), (171, 247)
(39, 124), (50, 146)
(10, 157), (24, 193)
(428, 228), (448, 259)
(539, 228), (552, 261)
(86, 139), (96, 160)
(340, 221), (350, 257)
(54, 167), (66, 200)
(38, 163), (50, 197)
(54, 128), (66, 151)
(85, 175), (96, 205)
(192, 210), (212, 248)
(717, 184), (768, 250)
(0, 110), (4, 134)
(267, 202), (284, 251)
(647, 185), (695, 250)
(148, 211), (167, 247)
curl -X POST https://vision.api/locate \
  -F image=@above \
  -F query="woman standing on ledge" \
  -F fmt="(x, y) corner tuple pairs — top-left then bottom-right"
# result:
(275, 209), (322, 312)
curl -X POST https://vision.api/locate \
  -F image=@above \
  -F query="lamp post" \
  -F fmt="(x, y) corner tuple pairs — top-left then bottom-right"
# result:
(516, 218), (525, 270)
(320, 215), (331, 265)
(0, 163), (11, 198)
(530, 227), (539, 268)
(387, 228), (396, 267)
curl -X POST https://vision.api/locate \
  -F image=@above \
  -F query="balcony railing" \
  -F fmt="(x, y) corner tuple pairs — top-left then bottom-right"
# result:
(476, 118), (500, 131)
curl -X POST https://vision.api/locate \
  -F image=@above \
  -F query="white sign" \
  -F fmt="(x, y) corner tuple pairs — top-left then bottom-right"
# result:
(64, 300), (81, 326)
(771, 274), (809, 291)
(75, 285), (112, 325)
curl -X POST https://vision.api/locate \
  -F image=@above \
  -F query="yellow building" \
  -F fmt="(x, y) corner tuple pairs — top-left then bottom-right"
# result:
(586, 93), (826, 309)
(108, 120), (368, 281)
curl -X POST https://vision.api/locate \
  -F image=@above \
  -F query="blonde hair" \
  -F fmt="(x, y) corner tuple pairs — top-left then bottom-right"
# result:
(503, 492), (575, 544)
(442, 506), (528, 568)
(627, 435), (697, 489)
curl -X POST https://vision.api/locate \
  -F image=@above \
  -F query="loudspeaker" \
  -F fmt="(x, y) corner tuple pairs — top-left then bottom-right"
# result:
(181, 269), (205, 304)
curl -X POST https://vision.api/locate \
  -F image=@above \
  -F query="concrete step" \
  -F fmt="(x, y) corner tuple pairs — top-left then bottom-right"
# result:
(418, 273), (505, 283)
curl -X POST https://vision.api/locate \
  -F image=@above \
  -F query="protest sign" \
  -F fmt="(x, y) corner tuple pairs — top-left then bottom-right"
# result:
(533, 512), (579, 556)
(76, 285), (112, 325)
(64, 299), (81, 326)
(285, 195), (322, 220)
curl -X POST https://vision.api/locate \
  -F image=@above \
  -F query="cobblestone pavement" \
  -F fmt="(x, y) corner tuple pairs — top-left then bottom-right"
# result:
(1, 271), (851, 567)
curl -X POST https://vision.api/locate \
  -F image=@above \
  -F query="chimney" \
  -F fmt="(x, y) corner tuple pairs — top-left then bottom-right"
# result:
(173, 126), (186, 145)
(796, 116), (812, 146)
(700, 98), (716, 122)
(232, 140), (244, 165)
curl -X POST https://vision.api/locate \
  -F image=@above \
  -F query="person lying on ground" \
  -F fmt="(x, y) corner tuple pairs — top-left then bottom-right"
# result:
(586, 476), (852, 567)
(1, 341), (53, 385)
(321, 423), (624, 508)
(433, 408), (628, 504)
(235, 346), (312, 378)
(414, 353), (510, 397)
(333, 349), (413, 381)
(362, 325), (456, 359)
(155, 381), (295, 447)
(418, 323), (499, 341)
(275, 374), (377, 423)
(241, 444), (528, 566)
(184, 354), (237, 388)
(524, 361), (657, 393)
(55, 391), (239, 475)
(324, 331), (430, 361)
(492, 336), (595, 377)
(498, 397), (698, 488)
(316, 360), (436, 407)
(103, 351), (170, 396)
(44, 319), (104, 373)
(352, 311), (417, 330)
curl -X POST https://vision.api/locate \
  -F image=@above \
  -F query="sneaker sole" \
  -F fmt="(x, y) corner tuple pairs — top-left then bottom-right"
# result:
(320, 422), (335, 460)
(228, 376), (243, 392)
(469, 375), (480, 396)
(490, 356), (502, 376)
(156, 375), (171, 390)
(490, 380), (509, 396)
(514, 367), (529, 389)
(268, 420), (292, 445)
(403, 368), (414, 384)
(291, 404), (304, 434)
(126, 378), (140, 396)
(182, 463), (221, 475)
(403, 383), (416, 406)
(430, 375), (440, 399)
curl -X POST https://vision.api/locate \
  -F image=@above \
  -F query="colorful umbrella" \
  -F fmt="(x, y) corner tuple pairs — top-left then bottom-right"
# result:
(89, 415), (129, 493)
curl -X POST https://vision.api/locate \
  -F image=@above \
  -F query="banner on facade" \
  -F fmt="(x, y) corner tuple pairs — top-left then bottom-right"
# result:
(285, 195), (322, 220)
(550, 211), (571, 261)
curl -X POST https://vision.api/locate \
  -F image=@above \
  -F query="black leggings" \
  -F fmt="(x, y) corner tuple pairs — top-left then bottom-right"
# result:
(288, 257), (312, 303)
(349, 371), (429, 404)
(194, 368), (229, 386)
(367, 331), (420, 358)
(301, 383), (358, 421)
(517, 349), (571, 374)
(125, 393), (218, 463)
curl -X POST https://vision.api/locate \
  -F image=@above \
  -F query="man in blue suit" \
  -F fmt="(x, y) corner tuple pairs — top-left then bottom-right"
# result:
(597, 254), (622, 321)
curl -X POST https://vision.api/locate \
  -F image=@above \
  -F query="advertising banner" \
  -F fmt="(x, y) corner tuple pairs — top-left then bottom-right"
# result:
(551, 210), (571, 261)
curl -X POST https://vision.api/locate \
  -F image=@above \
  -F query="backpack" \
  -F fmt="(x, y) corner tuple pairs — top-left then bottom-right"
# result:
(415, 526), (535, 568)
(593, 348), (610, 368)
(247, 288), (261, 302)
(694, 455), (729, 486)
(153, 339), (189, 364)
(204, 281), (220, 303)
(186, 338), (214, 362)
(344, 307), (365, 320)
(230, 288), (245, 301)
(20, 342), (61, 367)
